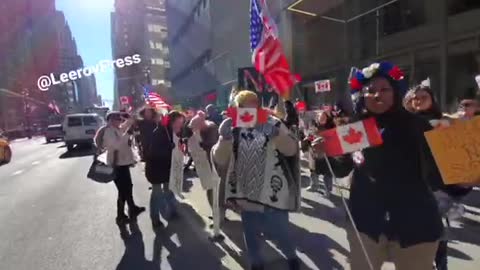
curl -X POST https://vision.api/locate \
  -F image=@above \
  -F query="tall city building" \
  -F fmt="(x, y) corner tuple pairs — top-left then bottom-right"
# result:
(0, 0), (93, 131)
(166, 0), (293, 108)
(111, 0), (170, 110)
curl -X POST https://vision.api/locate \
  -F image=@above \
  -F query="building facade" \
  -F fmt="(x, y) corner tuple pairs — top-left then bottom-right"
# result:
(166, 0), (295, 108)
(112, 0), (170, 110)
(286, 0), (480, 112)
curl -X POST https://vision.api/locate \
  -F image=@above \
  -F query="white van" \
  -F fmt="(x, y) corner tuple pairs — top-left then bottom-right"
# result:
(62, 113), (105, 151)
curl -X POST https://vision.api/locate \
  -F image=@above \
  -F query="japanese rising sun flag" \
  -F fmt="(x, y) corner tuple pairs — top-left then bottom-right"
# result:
(320, 118), (383, 157)
(227, 107), (269, 128)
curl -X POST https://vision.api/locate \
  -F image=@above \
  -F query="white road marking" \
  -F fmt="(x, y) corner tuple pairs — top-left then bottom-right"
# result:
(31, 161), (41, 166)
(11, 170), (24, 176)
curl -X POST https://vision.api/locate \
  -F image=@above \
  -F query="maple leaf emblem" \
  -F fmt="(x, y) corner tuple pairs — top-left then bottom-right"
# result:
(342, 127), (363, 145)
(240, 111), (255, 123)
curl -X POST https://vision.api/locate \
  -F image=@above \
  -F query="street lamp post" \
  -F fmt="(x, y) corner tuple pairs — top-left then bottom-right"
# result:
(22, 88), (32, 139)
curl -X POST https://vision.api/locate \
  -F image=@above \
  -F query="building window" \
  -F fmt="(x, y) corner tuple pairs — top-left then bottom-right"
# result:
(124, 34), (128, 39)
(151, 58), (164, 65)
(152, 79), (165, 85)
(163, 47), (169, 55)
(165, 81), (171, 87)
(160, 30), (168, 39)
(155, 42), (163, 50)
(148, 24), (164, 33)
(149, 40), (155, 49)
(381, 0), (425, 36)
(165, 61), (170, 68)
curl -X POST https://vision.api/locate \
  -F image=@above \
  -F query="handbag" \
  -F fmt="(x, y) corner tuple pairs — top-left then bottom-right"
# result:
(87, 150), (118, 183)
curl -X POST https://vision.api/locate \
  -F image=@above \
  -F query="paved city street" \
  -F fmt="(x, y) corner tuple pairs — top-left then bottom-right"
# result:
(1, 138), (479, 270)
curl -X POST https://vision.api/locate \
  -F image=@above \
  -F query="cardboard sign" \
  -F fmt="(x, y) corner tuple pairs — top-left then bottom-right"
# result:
(425, 117), (480, 185)
(315, 79), (331, 93)
(169, 134), (184, 198)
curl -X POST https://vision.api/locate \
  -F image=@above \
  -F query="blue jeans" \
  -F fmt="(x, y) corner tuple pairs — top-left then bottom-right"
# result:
(323, 174), (333, 192)
(150, 184), (177, 221)
(241, 207), (297, 267)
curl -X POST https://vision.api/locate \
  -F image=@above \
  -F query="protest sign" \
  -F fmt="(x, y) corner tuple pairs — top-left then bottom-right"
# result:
(188, 133), (220, 190)
(169, 134), (184, 198)
(425, 117), (480, 185)
(315, 79), (331, 93)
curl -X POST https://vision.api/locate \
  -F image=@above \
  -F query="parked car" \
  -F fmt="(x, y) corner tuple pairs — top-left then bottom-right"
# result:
(0, 135), (11, 164)
(45, 124), (64, 143)
(62, 113), (104, 151)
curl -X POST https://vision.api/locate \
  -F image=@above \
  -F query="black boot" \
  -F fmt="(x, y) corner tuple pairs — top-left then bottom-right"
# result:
(116, 199), (129, 224)
(129, 206), (146, 220)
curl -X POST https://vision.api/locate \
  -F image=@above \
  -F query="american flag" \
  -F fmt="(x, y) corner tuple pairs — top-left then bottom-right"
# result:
(143, 85), (171, 110)
(250, 0), (295, 99)
(48, 100), (60, 115)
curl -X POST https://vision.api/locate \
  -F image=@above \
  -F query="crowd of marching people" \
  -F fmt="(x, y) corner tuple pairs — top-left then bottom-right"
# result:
(92, 61), (480, 270)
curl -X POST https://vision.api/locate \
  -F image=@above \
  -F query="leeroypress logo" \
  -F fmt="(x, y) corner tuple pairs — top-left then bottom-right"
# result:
(37, 54), (141, 91)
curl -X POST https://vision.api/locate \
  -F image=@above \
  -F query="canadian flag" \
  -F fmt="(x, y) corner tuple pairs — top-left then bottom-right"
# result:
(120, 96), (132, 105)
(226, 107), (269, 128)
(315, 79), (331, 93)
(320, 118), (383, 157)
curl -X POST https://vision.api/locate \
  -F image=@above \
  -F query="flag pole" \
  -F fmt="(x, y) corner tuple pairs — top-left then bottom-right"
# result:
(323, 154), (374, 270)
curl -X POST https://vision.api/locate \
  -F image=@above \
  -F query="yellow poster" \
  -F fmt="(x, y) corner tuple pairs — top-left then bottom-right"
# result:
(425, 117), (480, 185)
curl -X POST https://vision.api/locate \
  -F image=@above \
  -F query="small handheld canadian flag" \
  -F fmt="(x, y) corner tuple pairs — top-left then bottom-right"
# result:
(320, 118), (383, 157)
(120, 96), (132, 105)
(226, 107), (269, 128)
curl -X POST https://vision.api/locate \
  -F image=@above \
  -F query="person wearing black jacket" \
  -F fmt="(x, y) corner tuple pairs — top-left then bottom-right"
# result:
(302, 110), (336, 197)
(313, 62), (443, 270)
(134, 106), (158, 161)
(145, 111), (185, 227)
(407, 84), (472, 270)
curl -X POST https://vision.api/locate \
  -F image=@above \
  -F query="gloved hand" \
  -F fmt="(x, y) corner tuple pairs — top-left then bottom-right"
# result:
(190, 111), (207, 132)
(218, 118), (233, 140)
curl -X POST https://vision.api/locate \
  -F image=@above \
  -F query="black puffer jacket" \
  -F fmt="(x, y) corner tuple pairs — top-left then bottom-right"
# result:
(144, 124), (175, 184)
(331, 109), (444, 247)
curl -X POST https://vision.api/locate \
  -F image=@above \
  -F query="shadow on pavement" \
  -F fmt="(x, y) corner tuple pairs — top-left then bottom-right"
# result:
(447, 246), (473, 261)
(59, 146), (95, 159)
(220, 218), (301, 270)
(117, 202), (230, 270)
(289, 222), (349, 270)
(301, 197), (349, 229)
(116, 222), (158, 270)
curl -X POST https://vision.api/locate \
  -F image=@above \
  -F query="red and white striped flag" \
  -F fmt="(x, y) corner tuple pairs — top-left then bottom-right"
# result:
(226, 107), (269, 128)
(320, 118), (383, 157)
(147, 92), (172, 110)
(250, 0), (295, 99)
(48, 101), (60, 115)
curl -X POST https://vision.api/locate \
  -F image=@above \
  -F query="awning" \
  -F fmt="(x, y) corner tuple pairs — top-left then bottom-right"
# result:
(287, 0), (344, 17)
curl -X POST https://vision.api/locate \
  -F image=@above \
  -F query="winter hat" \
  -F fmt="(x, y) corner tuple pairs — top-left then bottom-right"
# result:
(234, 90), (259, 108)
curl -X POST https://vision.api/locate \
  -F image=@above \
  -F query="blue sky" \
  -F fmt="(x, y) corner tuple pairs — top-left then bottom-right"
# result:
(56, 0), (115, 107)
